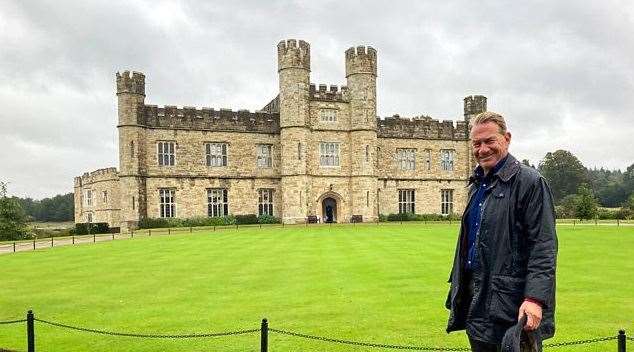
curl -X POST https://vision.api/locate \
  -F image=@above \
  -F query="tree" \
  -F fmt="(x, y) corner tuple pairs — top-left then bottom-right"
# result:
(0, 182), (30, 241)
(538, 150), (588, 204)
(521, 159), (535, 168)
(575, 184), (598, 220)
(558, 194), (579, 218)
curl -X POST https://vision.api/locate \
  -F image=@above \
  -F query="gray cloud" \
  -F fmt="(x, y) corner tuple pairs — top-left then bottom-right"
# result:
(1, 0), (632, 198)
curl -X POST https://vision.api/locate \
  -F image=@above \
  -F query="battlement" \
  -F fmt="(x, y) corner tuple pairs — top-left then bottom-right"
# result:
(464, 95), (487, 116)
(75, 167), (119, 187)
(377, 114), (468, 140)
(140, 105), (280, 133)
(309, 83), (348, 102)
(277, 39), (310, 71)
(116, 71), (145, 96)
(345, 45), (377, 77)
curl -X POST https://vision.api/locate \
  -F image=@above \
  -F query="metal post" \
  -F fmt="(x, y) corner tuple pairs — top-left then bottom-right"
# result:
(149, 229), (152, 236)
(13, 242), (16, 252)
(112, 233), (115, 240)
(213, 225), (216, 231)
(93, 234), (96, 243)
(33, 240), (35, 250)
(618, 330), (626, 352)
(27, 310), (35, 352)
(260, 318), (268, 352)
(72, 236), (75, 244)
(617, 219), (620, 227)
(51, 237), (53, 247)
(131, 230), (134, 238)
(190, 226), (192, 233)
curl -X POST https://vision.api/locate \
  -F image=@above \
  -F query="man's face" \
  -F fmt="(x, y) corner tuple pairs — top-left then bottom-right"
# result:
(470, 121), (511, 173)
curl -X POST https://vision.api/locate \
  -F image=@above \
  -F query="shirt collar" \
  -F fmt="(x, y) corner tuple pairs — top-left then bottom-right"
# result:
(474, 154), (509, 181)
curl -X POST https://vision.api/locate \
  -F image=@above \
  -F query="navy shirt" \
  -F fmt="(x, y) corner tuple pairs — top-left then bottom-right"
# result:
(465, 155), (508, 271)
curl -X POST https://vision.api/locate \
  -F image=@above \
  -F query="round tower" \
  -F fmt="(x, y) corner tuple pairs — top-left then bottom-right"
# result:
(277, 39), (311, 223)
(345, 46), (377, 128)
(116, 71), (147, 231)
(346, 46), (378, 222)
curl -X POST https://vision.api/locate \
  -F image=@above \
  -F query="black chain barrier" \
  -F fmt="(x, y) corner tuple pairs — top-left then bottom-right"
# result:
(627, 336), (634, 341)
(543, 335), (618, 348)
(269, 328), (471, 351)
(0, 319), (26, 325)
(34, 318), (259, 339)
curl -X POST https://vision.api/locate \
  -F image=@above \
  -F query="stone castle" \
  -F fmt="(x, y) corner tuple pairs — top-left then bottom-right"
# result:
(74, 39), (488, 231)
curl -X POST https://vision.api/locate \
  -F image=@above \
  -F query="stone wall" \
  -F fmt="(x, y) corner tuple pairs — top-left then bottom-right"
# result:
(74, 168), (121, 227)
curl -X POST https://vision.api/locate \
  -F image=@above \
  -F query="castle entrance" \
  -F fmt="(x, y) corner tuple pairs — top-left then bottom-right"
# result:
(322, 197), (337, 223)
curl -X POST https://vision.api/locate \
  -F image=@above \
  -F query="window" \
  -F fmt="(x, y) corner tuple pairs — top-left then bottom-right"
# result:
(397, 148), (416, 170)
(130, 141), (135, 158)
(85, 190), (92, 206)
(132, 196), (136, 210)
(320, 142), (340, 166)
(257, 144), (272, 168)
(207, 188), (228, 217)
(365, 145), (369, 162)
(206, 143), (228, 167)
(297, 142), (302, 160)
(425, 149), (432, 170)
(320, 109), (337, 122)
(440, 149), (455, 171)
(87, 212), (93, 223)
(398, 189), (415, 214)
(159, 189), (176, 218)
(102, 191), (108, 204)
(441, 189), (454, 215)
(157, 141), (175, 166)
(366, 190), (370, 207)
(258, 189), (274, 216)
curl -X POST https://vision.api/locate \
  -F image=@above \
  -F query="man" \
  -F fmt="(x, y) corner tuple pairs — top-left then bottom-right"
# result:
(445, 112), (557, 351)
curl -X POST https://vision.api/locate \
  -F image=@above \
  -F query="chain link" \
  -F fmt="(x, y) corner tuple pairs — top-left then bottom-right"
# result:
(34, 318), (259, 339)
(269, 328), (470, 351)
(543, 335), (617, 348)
(626, 336), (634, 341)
(0, 319), (26, 325)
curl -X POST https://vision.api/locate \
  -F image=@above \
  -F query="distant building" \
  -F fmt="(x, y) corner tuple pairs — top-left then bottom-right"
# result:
(74, 39), (488, 231)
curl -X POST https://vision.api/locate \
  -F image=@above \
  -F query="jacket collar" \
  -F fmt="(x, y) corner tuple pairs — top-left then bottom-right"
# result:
(469, 153), (520, 185)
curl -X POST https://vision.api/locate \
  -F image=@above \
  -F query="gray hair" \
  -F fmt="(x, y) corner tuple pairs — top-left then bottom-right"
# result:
(473, 111), (507, 134)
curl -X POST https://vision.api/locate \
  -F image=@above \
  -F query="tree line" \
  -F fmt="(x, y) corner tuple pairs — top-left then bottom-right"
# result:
(531, 150), (634, 219)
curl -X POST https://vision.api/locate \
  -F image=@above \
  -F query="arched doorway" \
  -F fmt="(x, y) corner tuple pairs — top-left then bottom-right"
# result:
(322, 197), (337, 223)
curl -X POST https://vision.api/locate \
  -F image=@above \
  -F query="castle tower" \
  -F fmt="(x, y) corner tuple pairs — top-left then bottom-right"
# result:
(463, 95), (487, 127)
(278, 39), (311, 223)
(116, 71), (147, 230)
(463, 95), (488, 171)
(346, 46), (378, 221)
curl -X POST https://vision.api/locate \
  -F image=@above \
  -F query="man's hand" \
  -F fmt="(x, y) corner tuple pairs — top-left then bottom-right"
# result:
(518, 300), (542, 331)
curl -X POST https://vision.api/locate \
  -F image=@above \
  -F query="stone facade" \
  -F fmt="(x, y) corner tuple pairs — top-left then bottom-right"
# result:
(74, 39), (488, 231)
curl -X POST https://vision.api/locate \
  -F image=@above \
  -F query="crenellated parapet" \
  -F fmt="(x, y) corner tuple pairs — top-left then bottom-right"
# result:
(377, 115), (468, 140)
(116, 71), (145, 96)
(141, 105), (280, 133)
(345, 46), (377, 77)
(278, 39), (310, 72)
(75, 167), (119, 187)
(309, 83), (348, 102)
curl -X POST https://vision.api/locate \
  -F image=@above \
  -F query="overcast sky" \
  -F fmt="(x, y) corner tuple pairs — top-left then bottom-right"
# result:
(1, 0), (633, 199)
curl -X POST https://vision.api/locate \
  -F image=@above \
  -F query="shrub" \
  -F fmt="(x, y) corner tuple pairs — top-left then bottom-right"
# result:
(385, 213), (460, 222)
(258, 214), (281, 224)
(138, 216), (235, 229)
(378, 213), (389, 222)
(234, 214), (259, 225)
(74, 222), (110, 235)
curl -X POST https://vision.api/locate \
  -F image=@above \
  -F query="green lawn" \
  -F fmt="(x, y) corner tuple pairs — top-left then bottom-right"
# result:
(0, 223), (632, 351)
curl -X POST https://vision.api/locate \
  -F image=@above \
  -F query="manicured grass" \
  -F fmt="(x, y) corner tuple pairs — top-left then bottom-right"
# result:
(0, 223), (632, 351)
